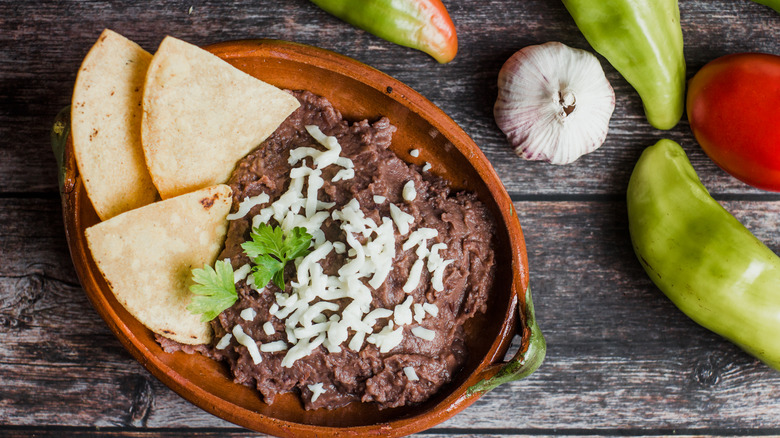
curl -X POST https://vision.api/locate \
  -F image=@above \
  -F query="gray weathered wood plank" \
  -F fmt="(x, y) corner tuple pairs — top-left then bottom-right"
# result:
(1, 198), (778, 433)
(1, 0), (778, 195)
(3, 0), (780, 436)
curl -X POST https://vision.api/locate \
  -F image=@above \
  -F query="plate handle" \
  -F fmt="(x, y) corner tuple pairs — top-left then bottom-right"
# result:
(51, 106), (76, 195)
(466, 285), (546, 395)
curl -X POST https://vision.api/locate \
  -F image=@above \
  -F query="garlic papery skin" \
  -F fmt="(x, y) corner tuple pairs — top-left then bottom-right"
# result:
(494, 42), (615, 165)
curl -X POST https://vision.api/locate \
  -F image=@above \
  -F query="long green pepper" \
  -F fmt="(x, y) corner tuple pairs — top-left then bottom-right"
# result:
(310, 0), (458, 63)
(753, 0), (780, 12)
(752, 0), (780, 13)
(628, 140), (780, 371)
(562, 0), (686, 130)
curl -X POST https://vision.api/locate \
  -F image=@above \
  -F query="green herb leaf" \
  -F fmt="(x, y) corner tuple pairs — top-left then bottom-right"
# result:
(242, 223), (286, 259)
(284, 227), (315, 260)
(273, 268), (286, 290)
(251, 254), (285, 289)
(241, 224), (312, 290)
(188, 259), (237, 322)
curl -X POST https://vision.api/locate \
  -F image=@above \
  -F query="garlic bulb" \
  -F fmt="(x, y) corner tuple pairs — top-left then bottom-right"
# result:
(494, 42), (615, 165)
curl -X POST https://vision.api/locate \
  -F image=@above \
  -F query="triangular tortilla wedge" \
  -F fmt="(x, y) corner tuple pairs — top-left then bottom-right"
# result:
(141, 36), (300, 199)
(85, 184), (233, 345)
(72, 29), (159, 220)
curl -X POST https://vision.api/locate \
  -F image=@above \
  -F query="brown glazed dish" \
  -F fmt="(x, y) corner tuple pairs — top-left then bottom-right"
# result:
(55, 40), (541, 437)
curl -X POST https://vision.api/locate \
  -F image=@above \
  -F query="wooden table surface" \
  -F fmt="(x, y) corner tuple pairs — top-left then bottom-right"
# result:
(2, 1), (780, 436)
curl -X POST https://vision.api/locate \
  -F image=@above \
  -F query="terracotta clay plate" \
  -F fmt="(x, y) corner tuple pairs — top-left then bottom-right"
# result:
(57, 39), (536, 437)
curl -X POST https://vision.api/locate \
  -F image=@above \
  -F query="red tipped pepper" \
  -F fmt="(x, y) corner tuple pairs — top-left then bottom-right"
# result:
(310, 0), (458, 63)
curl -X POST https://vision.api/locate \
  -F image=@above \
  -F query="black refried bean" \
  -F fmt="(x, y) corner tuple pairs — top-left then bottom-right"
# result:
(158, 91), (496, 410)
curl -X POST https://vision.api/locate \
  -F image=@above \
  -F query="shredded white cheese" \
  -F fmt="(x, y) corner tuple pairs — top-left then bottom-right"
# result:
(348, 331), (366, 351)
(366, 321), (404, 353)
(227, 193), (270, 220)
(413, 303), (426, 324)
(402, 180), (417, 201)
(308, 382), (326, 402)
(260, 340), (288, 353)
(403, 259), (425, 293)
(422, 302), (439, 317)
(362, 308), (393, 328)
(431, 260), (454, 292)
(409, 149), (420, 157)
(324, 319), (348, 353)
(403, 228), (438, 252)
(252, 207), (274, 230)
(366, 218), (396, 288)
(332, 241), (346, 254)
(393, 296), (414, 326)
(333, 168), (355, 181)
(215, 333), (232, 350)
(422, 162), (432, 172)
(233, 263), (251, 283)
(281, 332), (326, 367)
(403, 366), (419, 381)
(294, 322), (329, 339)
(389, 203), (414, 235)
(232, 325), (262, 364)
(240, 308), (256, 321)
(286, 327), (298, 345)
(427, 243), (447, 272)
(305, 169), (324, 218)
(411, 326), (436, 341)
(301, 125), (354, 179)
(231, 121), (463, 368)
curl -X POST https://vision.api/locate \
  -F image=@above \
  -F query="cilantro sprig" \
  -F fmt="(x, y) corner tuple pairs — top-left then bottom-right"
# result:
(187, 224), (312, 321)
(241, 224), (313, 290)
(187, 259), (237, 322)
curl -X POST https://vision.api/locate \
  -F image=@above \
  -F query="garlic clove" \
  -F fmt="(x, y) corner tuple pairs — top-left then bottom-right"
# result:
(494, 42), (615, 165)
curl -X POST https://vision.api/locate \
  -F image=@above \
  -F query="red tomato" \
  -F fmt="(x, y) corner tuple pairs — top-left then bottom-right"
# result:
(687, 53), (780, 192)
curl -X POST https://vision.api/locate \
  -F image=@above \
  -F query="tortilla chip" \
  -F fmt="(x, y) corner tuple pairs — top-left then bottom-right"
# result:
(72, 29), (159, 220)
(85, 184), (232, 345)
(141, 36), (300, 199)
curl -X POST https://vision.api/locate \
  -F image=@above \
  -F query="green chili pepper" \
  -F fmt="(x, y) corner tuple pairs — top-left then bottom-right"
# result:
(627, 139), (780, 371)
(561, 0), (686, 130)
(310, 0), (458, 63)
(751, 0), (780, 13)
(467, 286), (546, 395)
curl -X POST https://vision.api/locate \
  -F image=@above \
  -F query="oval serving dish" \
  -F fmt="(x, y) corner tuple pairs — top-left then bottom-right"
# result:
(55, 39), (543, 437)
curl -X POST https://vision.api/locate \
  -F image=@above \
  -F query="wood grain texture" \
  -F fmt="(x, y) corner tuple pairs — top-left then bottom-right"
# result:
(1, 0), (778, 196)
(2, 0), (780, 436)
(0, 199), (778, 435)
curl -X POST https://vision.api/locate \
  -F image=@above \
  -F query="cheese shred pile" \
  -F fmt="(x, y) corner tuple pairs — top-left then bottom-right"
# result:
(220, 125), (454, 383)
